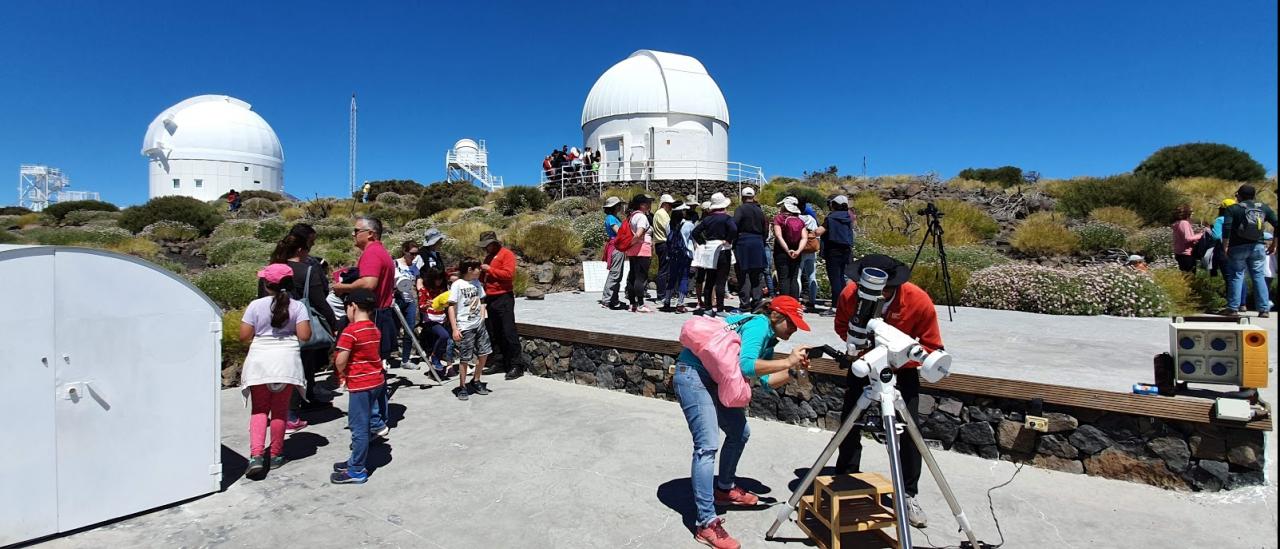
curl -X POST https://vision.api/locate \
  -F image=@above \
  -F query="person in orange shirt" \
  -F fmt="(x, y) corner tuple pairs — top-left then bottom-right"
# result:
(478, 231), (525, 380)
(832, 254), (942, 529)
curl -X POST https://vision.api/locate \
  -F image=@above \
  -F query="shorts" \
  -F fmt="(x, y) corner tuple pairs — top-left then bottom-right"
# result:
(457, 326), (492, 363)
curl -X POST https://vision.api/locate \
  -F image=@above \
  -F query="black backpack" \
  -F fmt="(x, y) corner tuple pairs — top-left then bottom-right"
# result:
(1235, 201), (1267, 242)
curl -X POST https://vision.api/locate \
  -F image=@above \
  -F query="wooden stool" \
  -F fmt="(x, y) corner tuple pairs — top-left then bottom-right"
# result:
(796, 473), (899, 549)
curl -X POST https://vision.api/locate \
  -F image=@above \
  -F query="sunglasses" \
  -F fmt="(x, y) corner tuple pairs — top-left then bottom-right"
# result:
(352, 228), (372, 236)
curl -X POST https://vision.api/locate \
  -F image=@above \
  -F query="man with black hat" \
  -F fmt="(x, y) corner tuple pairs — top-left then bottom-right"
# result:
(479, 231), (526, 379)
(1221, 184), (1278, 318)
(832, 254), (942, 528)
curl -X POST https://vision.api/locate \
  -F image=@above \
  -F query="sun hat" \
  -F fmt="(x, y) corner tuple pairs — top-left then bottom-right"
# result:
(422, 227), (444, 247)
(847, 254), (912, 286)
(603, 196), (622, 208)
(780, 197), (800, 214)
(686, 194), (698, 205)
(258, 263), (294, 285)
(673, 203), (690, 211)
(659, 194), (675, 205)
(740, 187), (756, 198)
(767, 295), (811, 331)
(701, 201), (712, 210)
(477, 231), (500, 248)
(830, 195), (849, 205)
(709, 192), (732, 210)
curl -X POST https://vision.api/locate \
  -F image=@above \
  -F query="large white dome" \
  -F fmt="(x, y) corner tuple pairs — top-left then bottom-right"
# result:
(581, 50), (730, 128)
(141, 95), (283, 168)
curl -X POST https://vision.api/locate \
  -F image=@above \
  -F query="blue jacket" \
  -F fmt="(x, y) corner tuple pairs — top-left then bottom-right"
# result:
(823, 211), (854, 247)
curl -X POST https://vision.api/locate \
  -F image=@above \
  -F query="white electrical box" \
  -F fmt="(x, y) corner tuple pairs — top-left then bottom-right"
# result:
(1170, 321), (1269, 388)
(0, 246), (223, 546)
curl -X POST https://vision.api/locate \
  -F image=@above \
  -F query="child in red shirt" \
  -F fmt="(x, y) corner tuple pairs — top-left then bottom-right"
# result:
(331, 289), (384, 484)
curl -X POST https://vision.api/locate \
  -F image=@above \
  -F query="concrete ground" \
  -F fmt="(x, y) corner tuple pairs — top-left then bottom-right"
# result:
(38, 373), (1278, 549)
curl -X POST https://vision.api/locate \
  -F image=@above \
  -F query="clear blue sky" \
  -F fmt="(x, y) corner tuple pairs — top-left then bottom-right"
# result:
(2, 0), (1276, 206)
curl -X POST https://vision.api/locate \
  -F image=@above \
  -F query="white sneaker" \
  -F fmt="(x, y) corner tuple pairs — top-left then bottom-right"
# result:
(905, 496), (928, 528)
(373, 426), (391, 438)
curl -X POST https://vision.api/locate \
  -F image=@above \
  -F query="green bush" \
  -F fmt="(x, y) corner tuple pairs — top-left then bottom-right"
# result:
(62, 210), (120, 226)
(313, 239), (356, 268)
(416, 181), (486, 218)
(515, 222), (582, 263)
(1087, 206), (1144, 230)
(43, 200), (118, 223)
(780, 185), (827, 209)
(367, 205), (418, 229)
(24, 226), (133, 246)
(1053, 174), (1185, 225)
(1152, 268), (1200, 316)
(194, 264), (260, 309)
(513, 268), (531, 297)
(239, 197), (278, 217)
(221, 308), (249, 373)
(374, 192), (416, 208)
(226, 190), (284, 202)
(355, 180), (427, 200)
(548, 196), (595, 217)
(1135, 143), (1266, 182)
(105, 237), (161, 259)
(1169, 177), (1278, 225)
(885, 244), (1008, 273)
(1125, 227), (1173, 259)
(209, 219), (259, 242)
(962, 264), (1169, 317)
(936, 198), (999, 242)
(911, 263), (970, 306)
(1186, 268), (1227, 312)
(440, 221), (496, 262)
(1072, 222), (1128, 252)
(1011, 213), (1079, 257)
(957, 166), (1024, 188)
(314, 223), (352, 243)
(119, 196), (224, 235)
(401, 218), (437, 237)
(494, 186), (550, 216)
(140, 220), (200, 242)
(206, 237), (273, 265)
(0, 206), (32, 215)
(570, 211), (607, 251)
(0, 230), (19, 244)
(254, 218), (288, 243)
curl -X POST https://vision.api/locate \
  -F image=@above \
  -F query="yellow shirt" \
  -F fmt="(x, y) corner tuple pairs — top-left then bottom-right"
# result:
(653, 207), (671, 244)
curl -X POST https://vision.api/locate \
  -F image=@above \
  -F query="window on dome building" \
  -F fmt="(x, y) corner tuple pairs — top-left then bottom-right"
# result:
(172, 179), (180, 189)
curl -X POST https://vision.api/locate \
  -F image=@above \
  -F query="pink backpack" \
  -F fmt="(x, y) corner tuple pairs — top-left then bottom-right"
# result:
(780, 215), (807, 248)
(678, 315), (756, 407)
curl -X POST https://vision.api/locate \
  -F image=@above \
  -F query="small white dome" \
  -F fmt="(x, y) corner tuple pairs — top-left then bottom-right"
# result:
(581, 50), (730, 128)
(454, 138), (479, 152)
(141, 95), (283, 168)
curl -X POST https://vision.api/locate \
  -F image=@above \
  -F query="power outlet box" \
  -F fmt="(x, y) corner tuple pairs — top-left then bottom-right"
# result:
(1024, 415), (1049, 432)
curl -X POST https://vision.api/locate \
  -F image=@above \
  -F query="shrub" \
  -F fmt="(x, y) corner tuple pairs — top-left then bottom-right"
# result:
(1125, 227), (1173, 259)
(232, 190), (284, 202)
(513, 268), (531, 297)
(514, 222), (582, 263)
(957, 166), (1024, 188)
(367, 205), (418, 229)
(1151, 268), (1200, 316)
(208, 219), (259, 244)
(140, 221), (200, 242)
(599, 185), (650, 205)
(429, 208), (464, 224)
(194, 264), (259, 309)
(945, 178), (1005, 192)
(355, 180), (427, 200)
(1186, 268), (1227, 312)
(1135, 143), (1266, 182)
(313, 239), (355, 268)
(280, 206), (306, 222)
(440, 221), (496, 262)
(206, 236), (273, 265)
(239, 197), (278, 217)
(936, 198), (999, 241)
(254, 218), (288, 243)
(24, 226), (133, 246)
(911, 263), (970, 305)
(1053, 174), (1185, 225)
(105, 237), (161, 259)
(548, 196), (594, 217)
(1011, 212), (1079, 256)
(886, 244), (1008, 273)
(417, 180), (486, 218)
(43, 200), (118, 223)
(0, 230), (19, 244)
(401, 218), (437, 237)
(570, 211), (607, 251)
(962, 264), (1169, 317)
(62, 210), (120, 226)
(375, 192), (416, 208)
(1072, 222), (1128, 252)
(1087, 206), (1144, 230)
(0, 206), (32, 215)
(458, 206), (506, 228)
(119, 196), (224, 235)
(494, 186), (550, 216)
(221, 308), (250, 372)
(303, 198), (340, 219)
(1168, 177), (1278, 225)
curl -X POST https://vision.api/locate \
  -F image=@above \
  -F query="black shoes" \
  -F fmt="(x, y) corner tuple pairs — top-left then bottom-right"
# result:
(467, 381), (492, 395)
(505, 367), (525, 381)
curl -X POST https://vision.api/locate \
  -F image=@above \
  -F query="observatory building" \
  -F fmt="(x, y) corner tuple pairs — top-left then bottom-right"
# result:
(582, 50), (733, 183)
(142, 95), (284, 201)
(445, 138), (504, 191)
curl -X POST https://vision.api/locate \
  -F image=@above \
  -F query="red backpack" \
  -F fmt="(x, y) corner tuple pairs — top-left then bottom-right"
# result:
(780, 215), (806, 248)
(614, 213), (636, 251)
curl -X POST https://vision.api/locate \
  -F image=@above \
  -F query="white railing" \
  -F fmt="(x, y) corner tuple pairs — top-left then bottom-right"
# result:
(539, 159), (766, 198)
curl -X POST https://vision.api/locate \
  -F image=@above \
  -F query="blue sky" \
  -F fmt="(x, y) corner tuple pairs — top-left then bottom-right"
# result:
(1, 1), (1275, 206)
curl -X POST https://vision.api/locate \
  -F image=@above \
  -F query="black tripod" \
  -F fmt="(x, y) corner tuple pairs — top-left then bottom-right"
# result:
(910, 202), (956, 321)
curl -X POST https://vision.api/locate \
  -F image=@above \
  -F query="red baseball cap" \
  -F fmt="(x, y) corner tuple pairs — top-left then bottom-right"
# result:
(258, 263), (294, 285)
(767, 295), (810, 331)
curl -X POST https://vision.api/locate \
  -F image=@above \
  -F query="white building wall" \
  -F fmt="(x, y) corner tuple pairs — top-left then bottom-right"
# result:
(583, 114), (728, 182)
(149, 159), (283, 202)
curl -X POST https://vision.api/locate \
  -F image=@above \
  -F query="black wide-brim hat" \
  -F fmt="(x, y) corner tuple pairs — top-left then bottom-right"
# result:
(848, 254), (911, 286)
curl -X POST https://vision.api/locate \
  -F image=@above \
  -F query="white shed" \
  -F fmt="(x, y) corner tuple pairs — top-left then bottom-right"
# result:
(582, 50), (731, 182)
(0, 245), (222, 546)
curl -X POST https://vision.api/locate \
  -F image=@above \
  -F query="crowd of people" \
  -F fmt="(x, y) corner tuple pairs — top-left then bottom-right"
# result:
(598, 187), (856, 317)
(542, 145), (602, 186)
(1170, 183), (1277, 317)
(237, 217), (527, 484)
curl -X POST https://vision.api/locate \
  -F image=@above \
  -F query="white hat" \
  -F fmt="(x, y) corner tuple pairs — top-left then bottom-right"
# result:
(1127, 254), (1145, 264)
(685, 194), (698, 204)
(659, 194), (675, 205)
(777, 195), (797, 206)
(830, 195), (849, 205)
(673, 203), (690, 211)
(603, 196), (622, 208)
(740, 187), (756, 197)
(709, 192), (732, 210)
(701, 201), (712, 210)
(780, 196), (800, 214)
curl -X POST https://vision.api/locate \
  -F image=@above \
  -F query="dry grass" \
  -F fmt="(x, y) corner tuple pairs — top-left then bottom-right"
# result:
(1168, 177), (1278, 225)
(1011, 212), (1079, 256)
(1087, 206), (1145, 230)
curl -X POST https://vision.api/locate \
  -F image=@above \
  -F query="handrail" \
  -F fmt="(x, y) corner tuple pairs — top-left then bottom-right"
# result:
(538, 159), (766, 195)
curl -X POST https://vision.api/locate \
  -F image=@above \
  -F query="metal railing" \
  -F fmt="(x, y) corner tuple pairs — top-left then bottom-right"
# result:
(539, 159), (766, 198)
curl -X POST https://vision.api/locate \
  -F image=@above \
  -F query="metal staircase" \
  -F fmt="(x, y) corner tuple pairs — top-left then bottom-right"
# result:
(446, 139), (504, 191)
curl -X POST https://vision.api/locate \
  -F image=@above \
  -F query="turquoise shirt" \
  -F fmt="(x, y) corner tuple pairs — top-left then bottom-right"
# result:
(678, 314), (777, 386)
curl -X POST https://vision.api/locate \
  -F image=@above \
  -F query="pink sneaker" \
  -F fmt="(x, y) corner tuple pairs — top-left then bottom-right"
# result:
(694, 518), (740, 549)
(285, 418), (308, 434)
(714, 486), (759, 506)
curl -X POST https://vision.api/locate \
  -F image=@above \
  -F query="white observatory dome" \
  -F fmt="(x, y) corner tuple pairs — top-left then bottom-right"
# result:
(581, 50), (730, 128)
(142, 95), (284, 201)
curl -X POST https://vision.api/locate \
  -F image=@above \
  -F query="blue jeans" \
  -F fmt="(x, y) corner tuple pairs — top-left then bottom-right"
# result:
(800, 253), (818, 306)
(347, 384), (385, 475)
(673, 363), (750, 527)
(1227, 243), (1270, 311)
(397, 298), (417, 362)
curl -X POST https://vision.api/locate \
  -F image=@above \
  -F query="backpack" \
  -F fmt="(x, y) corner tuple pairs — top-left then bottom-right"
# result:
(613, 213), (636, 251)
(678, 315), (758, 407)
(780, 216), (806, 248)
(1235, 201), (1267, 242)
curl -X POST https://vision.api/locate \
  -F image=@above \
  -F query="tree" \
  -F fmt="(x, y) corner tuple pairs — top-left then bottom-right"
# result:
(416, 180), (487, 217)
(354, 179), (427, 199)
(42, 200), (118, 223)
(1135, 143), (1265, 182)
(119, 196), (224, 235)
(957, 166), (1024, 188)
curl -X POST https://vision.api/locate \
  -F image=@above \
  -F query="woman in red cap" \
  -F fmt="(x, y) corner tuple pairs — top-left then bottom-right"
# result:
(673, 295), (812, 549)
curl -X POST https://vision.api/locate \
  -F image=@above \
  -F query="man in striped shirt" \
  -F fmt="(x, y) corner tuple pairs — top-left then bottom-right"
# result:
(331, 289), (385, 484)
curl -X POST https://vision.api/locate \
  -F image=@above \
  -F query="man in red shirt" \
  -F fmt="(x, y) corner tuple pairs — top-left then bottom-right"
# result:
(832, 254), (942, 529)
(478, 231), (524, 380)
(332, 216), (396, 435)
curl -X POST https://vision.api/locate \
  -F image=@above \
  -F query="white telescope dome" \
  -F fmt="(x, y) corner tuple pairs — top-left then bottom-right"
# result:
(142, 94), (284, 200)
(581, 50), (730, 128)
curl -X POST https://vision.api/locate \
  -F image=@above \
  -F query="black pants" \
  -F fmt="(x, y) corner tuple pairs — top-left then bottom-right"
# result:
(837, 368), (922, 497)
(655, 243), (670, 303)
(627, 256), (652, 307)
(1175, 254), (1197, 272)
(774, 250), (802, 298)
(485, 292), (521, 372)
(702, 251), (731, 311)
(694, 268), (707, 306)
(825, 245), (852, 301)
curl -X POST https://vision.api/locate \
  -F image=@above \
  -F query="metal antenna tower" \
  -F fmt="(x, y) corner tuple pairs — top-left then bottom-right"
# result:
(349, 93), (357, 196)
(18, 164), (96, 211)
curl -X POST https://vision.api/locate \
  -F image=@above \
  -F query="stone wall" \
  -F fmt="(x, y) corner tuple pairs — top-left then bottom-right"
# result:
(506, 337), (1266, 492)
(543, 179), (746, 202)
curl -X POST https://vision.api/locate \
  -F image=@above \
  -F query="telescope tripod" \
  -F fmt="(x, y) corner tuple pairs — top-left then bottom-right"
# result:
(766, 370), (983, 549)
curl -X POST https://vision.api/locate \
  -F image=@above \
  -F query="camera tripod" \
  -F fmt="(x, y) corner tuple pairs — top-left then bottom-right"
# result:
(911, 202), (956, 321)
(765, 343), (986, 549)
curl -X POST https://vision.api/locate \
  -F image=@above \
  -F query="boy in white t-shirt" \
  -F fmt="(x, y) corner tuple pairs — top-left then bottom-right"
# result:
(448, 258), (491, 400)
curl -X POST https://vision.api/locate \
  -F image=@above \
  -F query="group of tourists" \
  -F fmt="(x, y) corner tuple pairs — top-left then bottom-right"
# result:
(236, 217), (526, 484)
(542, 145), (601, 186)
(598, 187), (857, 317)
(1170, 183), (1277, 317)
